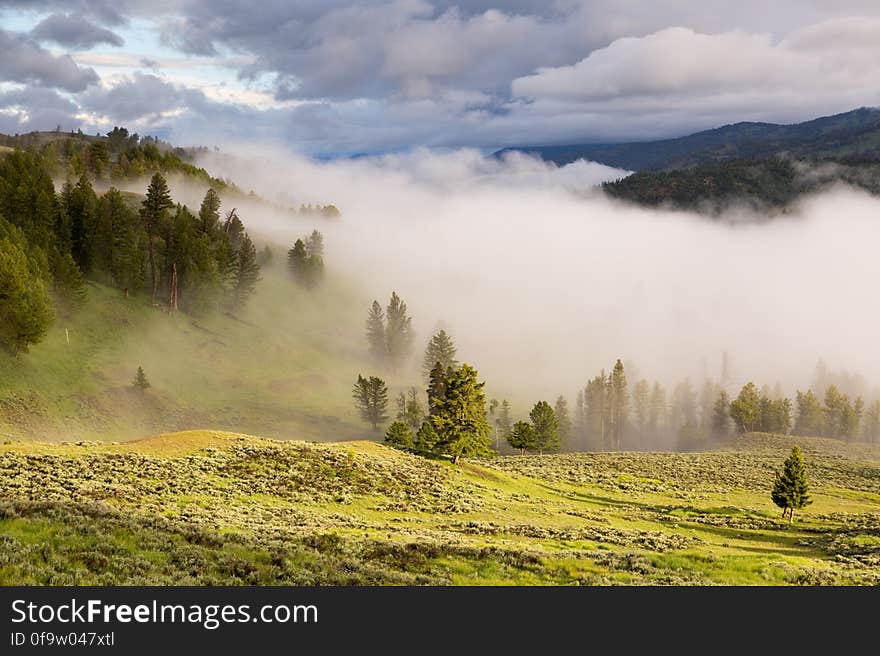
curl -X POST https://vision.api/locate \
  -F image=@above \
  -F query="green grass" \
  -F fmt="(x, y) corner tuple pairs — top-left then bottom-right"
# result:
(1, 430), (878, 585)
(0, 272), (391, 443)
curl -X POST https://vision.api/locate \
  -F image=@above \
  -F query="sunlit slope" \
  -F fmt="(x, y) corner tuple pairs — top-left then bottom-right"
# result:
(0, 270), (380, 442)
(0, 431), (878, 585)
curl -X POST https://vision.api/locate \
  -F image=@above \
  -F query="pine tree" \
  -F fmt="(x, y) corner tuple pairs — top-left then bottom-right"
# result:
(352, 374), (389, 430)
(865, 400), (880, 443)
(365, 300), (386, 362)
(287, 239), (308, 282)
(730, 382), (762, 433)
(648, 382), (667, 441)
(632, 379), (650, 445)
(396, 387), (424, 432)
(133, 366), (150, 390)
(385, 292), (413, 369)
(609, 359), (628, 450)
(710, 390), (731, 439)
(795, 390), (823, 436)
(431, 363), (493, 463)
(415, 419), (439, 452)
(507, 421), (537, 455)
(585, 372), (607, 450)
(427, 362), (448, 415)
(306, 230), (324, 258)
(0, 221), (53, 353)
(771, 445), (812, 522)
(495, 399), (512, 446)
(554, 395), (571, 449)
(140, 173), (173, 306)
(823, 385), (847, 438)
(231, 233), (261, 312)
(198, 188), (221, 237)
(530, 400), (560, 453)
(422, 329), (458, 381)
(384, 421), (414, 449)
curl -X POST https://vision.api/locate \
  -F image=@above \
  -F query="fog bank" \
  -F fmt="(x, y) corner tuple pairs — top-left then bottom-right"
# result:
(195, 146), (880, 398)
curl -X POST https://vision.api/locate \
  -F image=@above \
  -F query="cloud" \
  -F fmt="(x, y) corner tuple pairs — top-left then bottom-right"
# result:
(79, 72), (208, 125)
(0, 87), (80, 133)
(31, 13), (125, 49)
(0, 29), (99, 92)
(191, 145), (880, 399)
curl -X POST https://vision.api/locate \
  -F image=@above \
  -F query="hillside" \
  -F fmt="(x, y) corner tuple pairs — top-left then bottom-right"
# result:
(601, 156), (880, 213)
(0, 273), (375, 443)
(497, 107), (880, 171)
(1, 430), (878, 585)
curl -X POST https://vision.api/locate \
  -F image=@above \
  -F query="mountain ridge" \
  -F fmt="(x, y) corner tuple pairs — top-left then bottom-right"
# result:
(497, 107), (880, 171)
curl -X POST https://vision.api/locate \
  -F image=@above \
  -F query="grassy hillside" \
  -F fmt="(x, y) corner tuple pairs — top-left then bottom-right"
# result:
(0, 269), (386, 443)
(1, 430), (878, 585)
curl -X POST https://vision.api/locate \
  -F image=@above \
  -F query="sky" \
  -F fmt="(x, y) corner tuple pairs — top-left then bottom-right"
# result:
(3, 1), (880, 154)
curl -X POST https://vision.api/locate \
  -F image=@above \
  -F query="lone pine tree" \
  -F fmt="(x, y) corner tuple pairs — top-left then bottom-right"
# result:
(771, 445), (812, 522)
(352, 374), (389, 430)
(133, 366), (150, 390)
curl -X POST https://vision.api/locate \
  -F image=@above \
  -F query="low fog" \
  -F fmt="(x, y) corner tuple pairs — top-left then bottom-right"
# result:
(189, 146), (880, 400)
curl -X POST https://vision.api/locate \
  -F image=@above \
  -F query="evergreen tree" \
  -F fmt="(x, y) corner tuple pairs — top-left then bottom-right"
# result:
(794, 390), (824, 436)
(257, 244), (273, 267)
(554, 395), (571, 449)
(530, 400), (560, 453)
(585, 372), (607, 450)
(710, 390), (731, 439)
(67, 175), (97, 272)
(133, 366), (150, 390)
(730, 382), (762, 433)
(771, 445), (812, 522)
(427, 361), (448, 415)
(287, 238), (308, 280)
(823, 385), (848, 438)
(759, 395), (793, 434)
(197, 188), (221, 237)
(365, 300), (386, 362)
(140, 173), (173, 306)
(396, 387), (424, 432)
(574, 389), (586, 449)
(495, 399), (512, 446)
(608, 359), (628, 450)
(0, 219), (53, 353)
(422, 329), (458, 381)
(632, 379), (650, 445)
(231, 233), (261, 312)
(648, 382), (667, 441)
(384, 421), (414, 450)
(49, 248), (87, 313)
(306, 230), (324, 258)
(385, 292), (414, 369)
(864, 400), (880, 443)
(670, 379), (697, 434)
(431, 363), (493, 463)
(507, 421), (537, 455)
(415, 419), (439, 452)
(352, 374), (389, 430)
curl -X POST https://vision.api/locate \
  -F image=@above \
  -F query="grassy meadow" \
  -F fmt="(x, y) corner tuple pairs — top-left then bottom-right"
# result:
(1, 430), (877, 585)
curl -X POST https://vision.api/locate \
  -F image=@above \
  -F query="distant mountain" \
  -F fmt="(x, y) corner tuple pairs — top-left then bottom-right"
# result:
(497, 107), (880, 171)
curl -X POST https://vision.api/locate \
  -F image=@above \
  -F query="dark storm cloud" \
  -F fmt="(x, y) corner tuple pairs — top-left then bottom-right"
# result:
(31, 13), (124, 49)
(0, 29), (99, 91)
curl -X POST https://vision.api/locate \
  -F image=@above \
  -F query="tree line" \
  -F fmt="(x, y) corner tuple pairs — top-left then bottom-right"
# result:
(0, 148), (269, 352)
